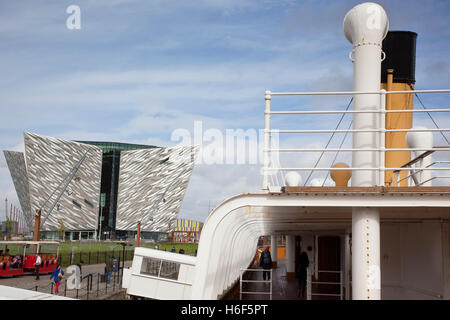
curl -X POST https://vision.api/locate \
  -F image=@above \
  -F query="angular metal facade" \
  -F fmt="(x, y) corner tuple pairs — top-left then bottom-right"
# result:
(3, 151), (33, 231)
(116, 145), (199, 232)
(24, 132), (103, 231)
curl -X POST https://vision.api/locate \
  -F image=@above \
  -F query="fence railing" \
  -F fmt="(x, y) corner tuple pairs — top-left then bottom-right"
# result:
(58, 249), (134, 267)
(307, 269), (343, 300)
(29, 268), (124, 300)
(239, 268), (272, 300)
(263, 89), (450, 190)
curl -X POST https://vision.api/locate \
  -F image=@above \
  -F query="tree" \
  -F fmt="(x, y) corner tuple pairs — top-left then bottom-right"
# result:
(57, 220), (66, 241)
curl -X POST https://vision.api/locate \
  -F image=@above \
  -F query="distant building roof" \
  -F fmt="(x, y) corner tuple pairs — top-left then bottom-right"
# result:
(76, 141), (159, 153)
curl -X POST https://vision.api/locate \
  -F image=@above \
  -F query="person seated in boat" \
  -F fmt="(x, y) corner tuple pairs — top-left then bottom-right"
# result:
(4, 249), (10, 257)
(10, 255), (21, 268)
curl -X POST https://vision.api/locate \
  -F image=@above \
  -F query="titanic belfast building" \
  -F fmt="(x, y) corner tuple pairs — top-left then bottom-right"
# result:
(3, 132), (198, 240)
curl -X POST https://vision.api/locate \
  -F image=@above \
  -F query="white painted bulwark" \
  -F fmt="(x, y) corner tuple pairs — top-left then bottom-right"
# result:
(381, 222), (444, 299)
(126, 247), (196, 300)
(122, 268), (131, 289)
(0, 285), (74, 300)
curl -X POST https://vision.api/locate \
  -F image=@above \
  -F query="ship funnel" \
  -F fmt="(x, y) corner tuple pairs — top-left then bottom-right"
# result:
(381, 31), (418, 186)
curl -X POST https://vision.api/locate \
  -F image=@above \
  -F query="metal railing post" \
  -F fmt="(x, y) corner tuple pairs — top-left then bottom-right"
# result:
(97, 273), (99, 297)
(261, 89), (450, 185)
(270, 269), (273, 300)
(64, 279), (67, 296)
(239, 269), (242, 300)
(340, 271), (343, 300)
(86, 277), (90, 300)
(263, 90), (271, 191)
(379, 89), (386, 186)
(307, 268), (312, 300)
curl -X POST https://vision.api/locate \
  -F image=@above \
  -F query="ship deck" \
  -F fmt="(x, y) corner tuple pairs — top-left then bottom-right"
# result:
(240, 259), (303, 301)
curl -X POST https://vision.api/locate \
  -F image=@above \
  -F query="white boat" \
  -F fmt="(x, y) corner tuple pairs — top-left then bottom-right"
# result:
(123, 2), (450, 300)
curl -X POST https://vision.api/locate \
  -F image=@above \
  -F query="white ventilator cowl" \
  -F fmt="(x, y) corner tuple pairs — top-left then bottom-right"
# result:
(285, 172), (302, 187)
(343, 2), (389, 46)
(406, 127), (434, 186)
(310, 178), (323, 186)
(406, 127), (434, 151)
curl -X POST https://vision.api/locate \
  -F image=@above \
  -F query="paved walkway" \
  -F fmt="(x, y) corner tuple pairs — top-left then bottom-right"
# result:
(0, 261), (132, 300)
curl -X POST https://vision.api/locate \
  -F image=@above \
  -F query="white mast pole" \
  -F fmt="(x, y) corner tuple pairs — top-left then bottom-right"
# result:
(343, 2), (389, 300)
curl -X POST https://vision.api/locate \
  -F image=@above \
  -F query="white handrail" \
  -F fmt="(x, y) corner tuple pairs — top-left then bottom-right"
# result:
(262, 89), (450, 190)
(269, 129), (450, 133)
(270, 89), (450, 95)
(268, 148), (450, 152)
(263, 167), (450, 171)
(239, 268), (272, 300)
(307, 269), (343, 300)
(269, 109), (450, 114)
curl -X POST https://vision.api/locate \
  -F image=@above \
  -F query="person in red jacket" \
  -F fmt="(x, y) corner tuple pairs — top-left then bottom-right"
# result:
(50, 264), (64, 294)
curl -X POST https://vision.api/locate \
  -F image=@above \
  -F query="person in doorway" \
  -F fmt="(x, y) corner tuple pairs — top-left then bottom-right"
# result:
(105, 256), (113, 285)
(50, 264), (64, 294)
(259, 247), (273, 281)
(35, 253), (42, 280)
(296, 248), (310, 299)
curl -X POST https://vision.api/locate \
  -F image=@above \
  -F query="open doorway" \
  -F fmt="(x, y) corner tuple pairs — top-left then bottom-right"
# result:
(312, 236), (341, 300)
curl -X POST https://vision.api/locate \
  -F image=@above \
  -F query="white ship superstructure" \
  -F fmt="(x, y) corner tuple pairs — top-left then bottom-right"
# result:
(123, 2), (450, 300)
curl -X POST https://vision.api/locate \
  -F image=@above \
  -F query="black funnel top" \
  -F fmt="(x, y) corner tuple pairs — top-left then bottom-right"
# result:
(381, 31), (417, 84)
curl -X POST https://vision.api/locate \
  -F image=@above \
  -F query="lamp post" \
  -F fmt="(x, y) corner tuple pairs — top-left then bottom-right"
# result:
(70, 246), (77, 265)
(33, 209), (41, 241)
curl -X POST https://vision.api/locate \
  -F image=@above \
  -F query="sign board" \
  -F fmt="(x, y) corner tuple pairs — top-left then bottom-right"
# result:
(100, 193), (106, 208)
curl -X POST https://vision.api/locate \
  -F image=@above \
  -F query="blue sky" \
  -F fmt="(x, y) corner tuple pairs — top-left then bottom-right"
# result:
(1, 0), (450, 222)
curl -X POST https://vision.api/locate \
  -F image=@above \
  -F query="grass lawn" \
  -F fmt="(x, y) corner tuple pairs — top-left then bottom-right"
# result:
(57, 241), (198, 255)
(141, 243), (198, 255)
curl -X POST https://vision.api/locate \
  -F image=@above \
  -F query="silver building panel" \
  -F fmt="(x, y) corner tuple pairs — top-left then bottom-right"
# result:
(24, 132), (102, 231)
(3, 151), (33, 231)
(116, 145), (198, 232)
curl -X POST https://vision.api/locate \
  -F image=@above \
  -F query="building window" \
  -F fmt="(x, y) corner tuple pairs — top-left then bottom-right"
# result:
(140, 257), (180, 281)
(160, 261), (180, 280)
(141, 257), (161, 277)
